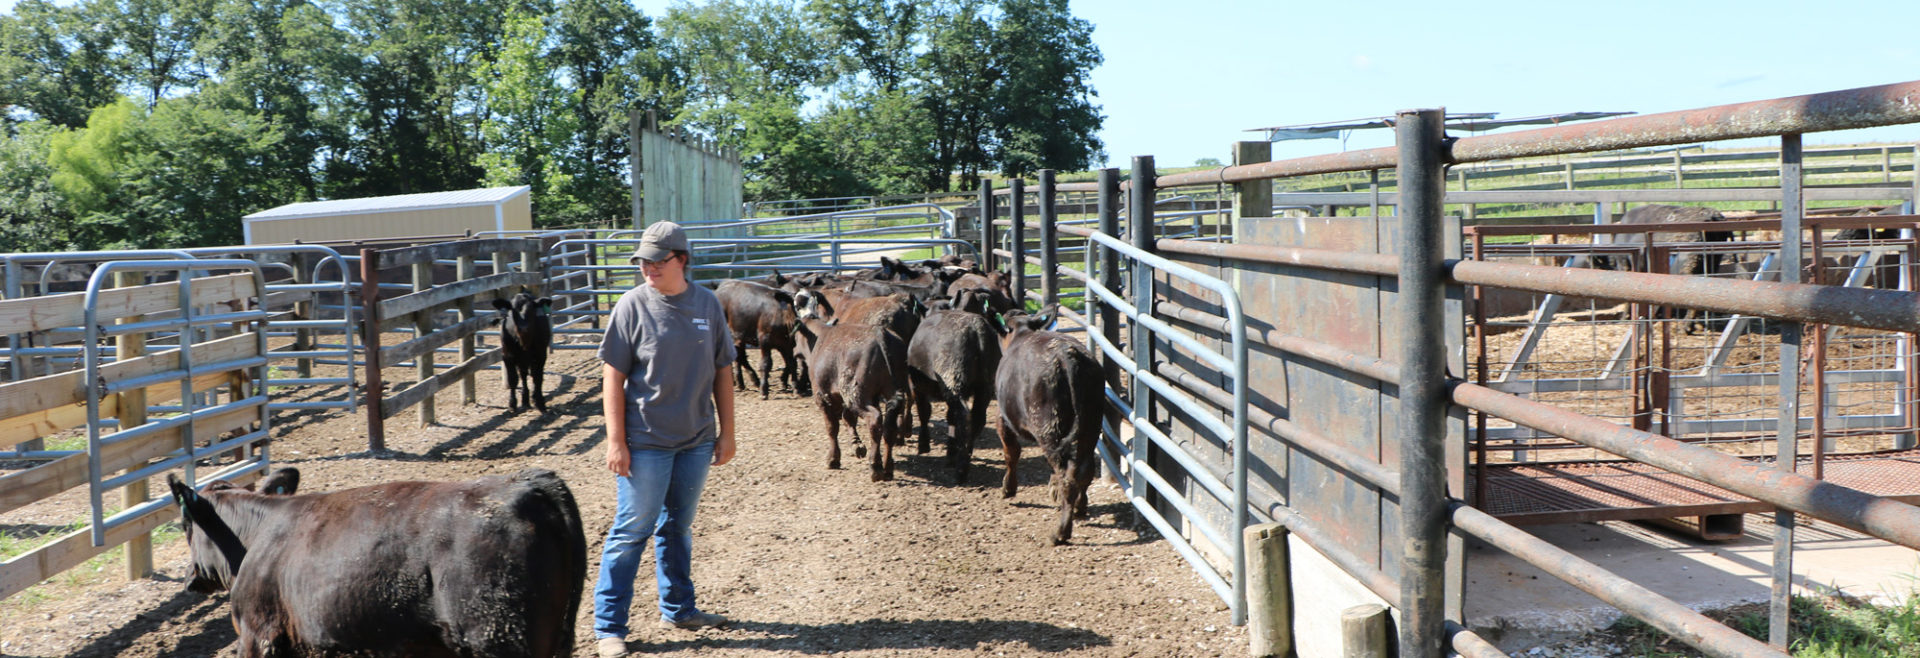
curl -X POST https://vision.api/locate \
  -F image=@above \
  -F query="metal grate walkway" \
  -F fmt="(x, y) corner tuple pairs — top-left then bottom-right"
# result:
(1471, 449), (1920, 526)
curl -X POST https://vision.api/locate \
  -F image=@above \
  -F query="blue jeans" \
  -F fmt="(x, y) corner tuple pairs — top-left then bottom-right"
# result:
(593, 440), (714, 639)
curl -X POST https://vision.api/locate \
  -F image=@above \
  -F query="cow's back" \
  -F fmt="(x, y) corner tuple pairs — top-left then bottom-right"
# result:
(909, 310), (1000, 394)
(997, 331), (1101, 445)
(237, 470), (585, 657)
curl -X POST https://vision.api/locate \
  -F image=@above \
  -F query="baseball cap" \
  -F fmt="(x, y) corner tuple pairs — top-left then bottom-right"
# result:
(631, 221), (690, 263)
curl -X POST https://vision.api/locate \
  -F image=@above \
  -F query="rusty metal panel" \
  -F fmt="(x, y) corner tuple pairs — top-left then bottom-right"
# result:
(1232, 214), (1466, 593)
(1236, 216), (1388, 574)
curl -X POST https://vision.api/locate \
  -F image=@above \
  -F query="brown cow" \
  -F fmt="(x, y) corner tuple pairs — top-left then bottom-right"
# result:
(948, 270), (1017, 315)
(795, 301), (911, 482)
(166, 467), (586, 657)
(994, 308), (1105, 545)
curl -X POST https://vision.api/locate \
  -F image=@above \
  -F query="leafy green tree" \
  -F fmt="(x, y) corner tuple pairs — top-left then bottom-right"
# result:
(0, 121), (78, 251)
(109, 0), (214, 109)
(806, 0), (918, 91)
(477, 10), (590, 225)
(816, 85), (936, 195)
(1194, 157), (1222, 167)
(917, 0), (996, 190)
(985, 0), (1103, 178)
(46, 96), (283, 249)
(551, 0), (679, 223)
(0, 0), (123, 129)
(658, 0), (831, 146)
(196, 0), (355, 200)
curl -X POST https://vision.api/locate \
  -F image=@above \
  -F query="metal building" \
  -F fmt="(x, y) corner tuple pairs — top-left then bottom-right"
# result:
(242, 186), (533, 245)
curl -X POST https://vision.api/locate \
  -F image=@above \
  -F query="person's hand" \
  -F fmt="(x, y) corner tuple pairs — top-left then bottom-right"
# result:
(606, 440), (631, 477)
(713, 431), (736, 466)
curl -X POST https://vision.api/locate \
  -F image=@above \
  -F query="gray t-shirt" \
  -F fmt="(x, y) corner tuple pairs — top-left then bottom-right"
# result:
(598, 282), (735, 450)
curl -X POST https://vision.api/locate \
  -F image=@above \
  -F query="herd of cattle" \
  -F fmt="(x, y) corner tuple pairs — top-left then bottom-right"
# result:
(159, 254), (1107, 656)
(712, 254), (1106, 548)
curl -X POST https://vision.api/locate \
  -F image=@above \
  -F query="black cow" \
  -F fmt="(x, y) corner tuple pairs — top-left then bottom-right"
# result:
(795, 301), (910, 482)
(995, 308), (1105, 545)
(166, 467), (586, 657)
(948, 270), (1017, 315)
(1591, 205), (1734, 334)
(716, 279), (809, 399)
(907, 288), (1003, 481)
(492, 292), (553, 412)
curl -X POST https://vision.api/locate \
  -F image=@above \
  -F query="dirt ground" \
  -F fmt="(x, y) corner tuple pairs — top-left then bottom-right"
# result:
(0, 344), (1247, 657)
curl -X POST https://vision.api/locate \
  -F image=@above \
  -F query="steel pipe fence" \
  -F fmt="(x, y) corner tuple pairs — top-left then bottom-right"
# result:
(81, 260), (273, 546)
(1113, 80), (1920, 657)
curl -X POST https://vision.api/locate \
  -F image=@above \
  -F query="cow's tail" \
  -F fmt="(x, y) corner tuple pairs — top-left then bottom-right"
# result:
(513, 468), (587, 657)
(1068, 349), (1105, 482)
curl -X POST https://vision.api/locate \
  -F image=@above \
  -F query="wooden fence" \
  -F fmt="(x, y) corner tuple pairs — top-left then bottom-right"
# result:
(357, 238), (544, 450)
(0, 271), (264, 600)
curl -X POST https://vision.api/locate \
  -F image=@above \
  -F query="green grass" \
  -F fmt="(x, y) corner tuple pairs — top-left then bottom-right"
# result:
(1601, 591), (1920, 657)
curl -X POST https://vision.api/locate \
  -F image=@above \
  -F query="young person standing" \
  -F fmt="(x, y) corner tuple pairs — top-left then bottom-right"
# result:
(592, 221), (736, 658)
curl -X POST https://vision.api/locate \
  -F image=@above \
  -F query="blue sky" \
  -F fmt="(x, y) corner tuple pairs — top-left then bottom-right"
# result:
(607, 0), (1920, 168)
(10, 0), (1918, 169)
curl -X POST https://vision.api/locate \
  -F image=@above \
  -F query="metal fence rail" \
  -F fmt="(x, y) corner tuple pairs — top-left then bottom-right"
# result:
(1115, 79), (1920, 657)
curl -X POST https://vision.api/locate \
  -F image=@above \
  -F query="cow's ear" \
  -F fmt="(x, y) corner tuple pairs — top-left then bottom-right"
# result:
(259, 467), (300, 495)
(769, 271), (787, 286)
(772, 290), (794, 306)
(167, 474), (198, 525)
(492, 298), (512, 311)
(536, 297), (553, 310)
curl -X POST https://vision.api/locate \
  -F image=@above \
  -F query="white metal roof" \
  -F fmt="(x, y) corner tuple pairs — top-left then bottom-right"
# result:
(243, 185), (530, 222)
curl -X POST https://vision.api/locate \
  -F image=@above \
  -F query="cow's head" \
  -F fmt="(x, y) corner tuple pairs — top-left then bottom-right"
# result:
(168, 468), (301, 593)
(998, 306), (1054, 345)
(491, 293), (553, 333)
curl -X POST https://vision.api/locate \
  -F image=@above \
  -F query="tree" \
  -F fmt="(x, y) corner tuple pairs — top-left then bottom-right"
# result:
(806, 0), (918, 91)
(46, 96), (284, 249)
(1194, 157), (1222, 167)
(658, 0), (831, 146)
(0, 121), (78, 251)
(0, 0), (123, 129)
(985, 0), (1103, 178)
(550, 0), (679, 223)
(109, 0), (214, 109)
(477, 11), (589, 225)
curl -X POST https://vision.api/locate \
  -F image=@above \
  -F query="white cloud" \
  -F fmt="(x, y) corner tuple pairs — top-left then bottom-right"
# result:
(1351, 55), (1374, 71)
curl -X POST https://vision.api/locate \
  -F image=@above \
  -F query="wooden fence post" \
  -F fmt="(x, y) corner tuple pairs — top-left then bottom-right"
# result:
(359, 248), (386, 452)
(1244, 522), (1293, 657)
(521, 242), (542, 296)
(113, 270), (151, 579)
(413, 261), (436, 426)
(1341, 604), (1393, 658)
(458, 254), (477, 405)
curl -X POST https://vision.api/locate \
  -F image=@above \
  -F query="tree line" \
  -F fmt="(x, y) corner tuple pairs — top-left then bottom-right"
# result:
(0, 0), (1104, 251)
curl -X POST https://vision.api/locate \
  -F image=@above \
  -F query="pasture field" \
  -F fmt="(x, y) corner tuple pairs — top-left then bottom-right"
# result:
(0, 340), (1245, 657)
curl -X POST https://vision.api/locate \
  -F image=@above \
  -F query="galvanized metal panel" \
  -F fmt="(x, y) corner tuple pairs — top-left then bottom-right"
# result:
(1159, 251), (1232, 563)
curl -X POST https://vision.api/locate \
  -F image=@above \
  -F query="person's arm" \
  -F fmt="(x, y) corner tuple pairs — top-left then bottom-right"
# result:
(604, 363), (631, 476)
(712, 365), (736, 466)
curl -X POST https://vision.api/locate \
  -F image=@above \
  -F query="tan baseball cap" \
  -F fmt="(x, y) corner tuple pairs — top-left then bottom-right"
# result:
(631, 221), (689, 263)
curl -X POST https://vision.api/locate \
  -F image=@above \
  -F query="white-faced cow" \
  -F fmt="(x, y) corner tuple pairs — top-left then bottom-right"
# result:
(166, 467), (586, 657)
(994, 308), (1104, 545)
(907, 288), (1003, 482)
(493, 292), (553, 412)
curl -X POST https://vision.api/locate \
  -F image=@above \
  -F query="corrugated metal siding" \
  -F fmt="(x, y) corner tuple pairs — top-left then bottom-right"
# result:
(244, 186), (528, 221)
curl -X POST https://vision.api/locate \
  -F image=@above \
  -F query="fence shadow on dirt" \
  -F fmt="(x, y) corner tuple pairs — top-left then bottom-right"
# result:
(644, 617), (1111, 654)
(54, 585), (235, 658)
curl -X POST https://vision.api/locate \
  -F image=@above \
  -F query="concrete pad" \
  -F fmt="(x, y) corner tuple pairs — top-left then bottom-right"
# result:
(1464, 515), (1920, 651)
